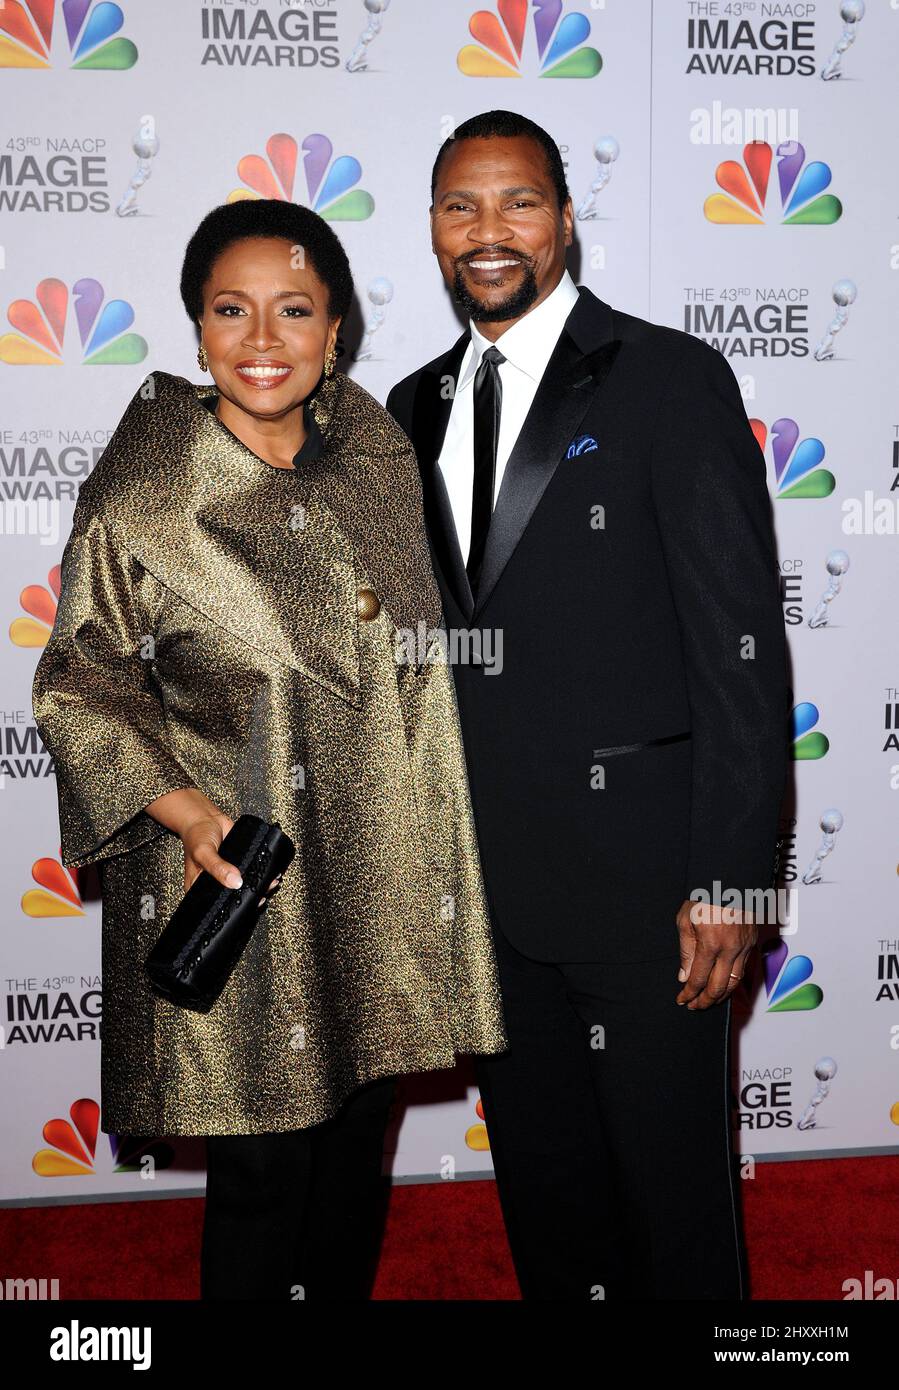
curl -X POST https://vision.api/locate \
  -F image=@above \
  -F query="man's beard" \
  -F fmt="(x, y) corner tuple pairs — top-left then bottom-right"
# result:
(451, 258), (540, 323)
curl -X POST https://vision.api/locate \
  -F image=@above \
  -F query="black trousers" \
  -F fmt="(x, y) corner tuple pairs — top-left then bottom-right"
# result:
(200, 1075), (396, 1300)
(475, 924), (746, 1300)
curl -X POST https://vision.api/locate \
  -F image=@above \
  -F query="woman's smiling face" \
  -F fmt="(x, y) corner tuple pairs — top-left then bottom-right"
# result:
(198, 236), (339, 419)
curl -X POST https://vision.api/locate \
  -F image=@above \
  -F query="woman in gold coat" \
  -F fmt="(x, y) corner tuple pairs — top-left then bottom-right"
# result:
(31, 199), (507, 1300)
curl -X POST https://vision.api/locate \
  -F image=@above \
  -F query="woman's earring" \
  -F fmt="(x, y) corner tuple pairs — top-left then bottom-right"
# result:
(197, 342), (208, 372)
(324, 344), (336, 378)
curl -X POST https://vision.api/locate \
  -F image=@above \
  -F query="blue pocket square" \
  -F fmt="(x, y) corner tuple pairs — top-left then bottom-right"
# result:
(566, 434), (599, 459)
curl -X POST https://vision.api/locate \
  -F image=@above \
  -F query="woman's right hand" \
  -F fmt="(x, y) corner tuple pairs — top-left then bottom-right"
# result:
(145, 787), (282, 900)
(180, 806), (238, 894)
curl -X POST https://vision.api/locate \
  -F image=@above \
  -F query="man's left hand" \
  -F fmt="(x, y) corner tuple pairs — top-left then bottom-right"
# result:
(675, 899), (756, 1010)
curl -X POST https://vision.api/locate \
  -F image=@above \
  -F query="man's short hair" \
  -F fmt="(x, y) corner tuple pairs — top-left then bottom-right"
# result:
(430, 110), (569, 212)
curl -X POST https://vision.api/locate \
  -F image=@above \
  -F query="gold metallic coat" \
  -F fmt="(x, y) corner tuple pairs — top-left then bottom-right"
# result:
(32, 370), (508, 1136)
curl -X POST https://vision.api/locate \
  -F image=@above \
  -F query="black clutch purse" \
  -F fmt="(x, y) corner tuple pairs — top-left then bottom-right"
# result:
(145, 814), (295, 1014)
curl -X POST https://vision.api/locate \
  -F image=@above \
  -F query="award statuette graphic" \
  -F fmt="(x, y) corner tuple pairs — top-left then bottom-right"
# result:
(797, 1058), (838, 1130)
(801, 809), (844, 885)
(821, 0), (865, 81)
(814, 279), (857, 361)
(808, 550), (850, 629)
(116, 121), (160, 218)
(346, 0), (392, 72)
(576, 137), (620, 221)
(354, 277), (393, 361)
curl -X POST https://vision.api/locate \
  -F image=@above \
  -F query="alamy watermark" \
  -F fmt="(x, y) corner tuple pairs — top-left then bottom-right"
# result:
(689, 881), (794, 930)
(394, 622), (503, 675)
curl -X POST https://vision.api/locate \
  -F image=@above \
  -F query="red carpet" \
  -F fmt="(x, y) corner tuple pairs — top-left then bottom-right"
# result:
(1, 1155), (895, 1300)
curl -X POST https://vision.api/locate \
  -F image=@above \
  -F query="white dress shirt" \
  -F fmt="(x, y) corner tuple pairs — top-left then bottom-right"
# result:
(437, 269), (580, 564)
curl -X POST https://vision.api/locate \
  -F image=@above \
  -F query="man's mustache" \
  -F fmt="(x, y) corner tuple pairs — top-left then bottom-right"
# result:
(456, 249), (532, 267)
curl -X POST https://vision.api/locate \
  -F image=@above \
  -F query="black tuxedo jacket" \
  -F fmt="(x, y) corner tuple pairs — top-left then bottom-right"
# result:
(387, 285), (789, 963)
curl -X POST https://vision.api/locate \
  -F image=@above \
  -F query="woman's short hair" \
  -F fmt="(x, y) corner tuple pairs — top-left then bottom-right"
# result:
(180, 199), (354, 324)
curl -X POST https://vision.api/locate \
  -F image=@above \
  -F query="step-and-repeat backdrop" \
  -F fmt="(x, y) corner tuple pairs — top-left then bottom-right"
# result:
(2, 0), (897, 1203)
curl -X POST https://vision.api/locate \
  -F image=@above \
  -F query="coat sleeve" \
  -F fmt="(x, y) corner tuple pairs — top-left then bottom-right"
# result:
(384, 384), (401, 429)
(385, 378), (411, 435)
(32, 508), (197, 870)
(649, 336), (789, 906)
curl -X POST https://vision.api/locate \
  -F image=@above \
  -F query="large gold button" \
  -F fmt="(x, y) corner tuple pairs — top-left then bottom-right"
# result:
(356, 587), (380, 621)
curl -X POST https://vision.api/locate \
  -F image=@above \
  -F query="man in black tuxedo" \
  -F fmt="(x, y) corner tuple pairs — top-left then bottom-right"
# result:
(387, 110), (788, 1301)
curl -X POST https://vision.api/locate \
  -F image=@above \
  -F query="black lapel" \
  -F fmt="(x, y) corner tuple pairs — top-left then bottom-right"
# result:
(410, 331), (475, 621)
(473, 287), (622, 619)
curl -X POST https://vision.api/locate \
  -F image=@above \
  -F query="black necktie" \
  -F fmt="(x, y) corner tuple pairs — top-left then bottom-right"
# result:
(467, 345), (505, 596)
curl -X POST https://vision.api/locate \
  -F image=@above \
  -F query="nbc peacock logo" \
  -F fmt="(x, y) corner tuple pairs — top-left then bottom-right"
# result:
(22, 851), (84, 919)
(763, 939), (823, 1013)
(10, 565), (59, 646)
(0, 278), (147, 366)
(750, 417), (835, 500)
(228, 133), (374, 221)
(704, 140), (842, 225)
(791, 702), (829, 761)
(32, 1098), (174, 1175)
(0, 0), (137, 69)
(458, 0), (602, 78)
(465, 1096), (490, 1151)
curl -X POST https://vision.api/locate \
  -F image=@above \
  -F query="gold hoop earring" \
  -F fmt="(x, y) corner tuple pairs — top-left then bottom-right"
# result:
(324, 344), (336, 378)
(197, 342), (208, 372)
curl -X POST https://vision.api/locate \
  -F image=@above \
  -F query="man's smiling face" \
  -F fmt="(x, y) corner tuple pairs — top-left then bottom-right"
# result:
(430, 133), (573, 333)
